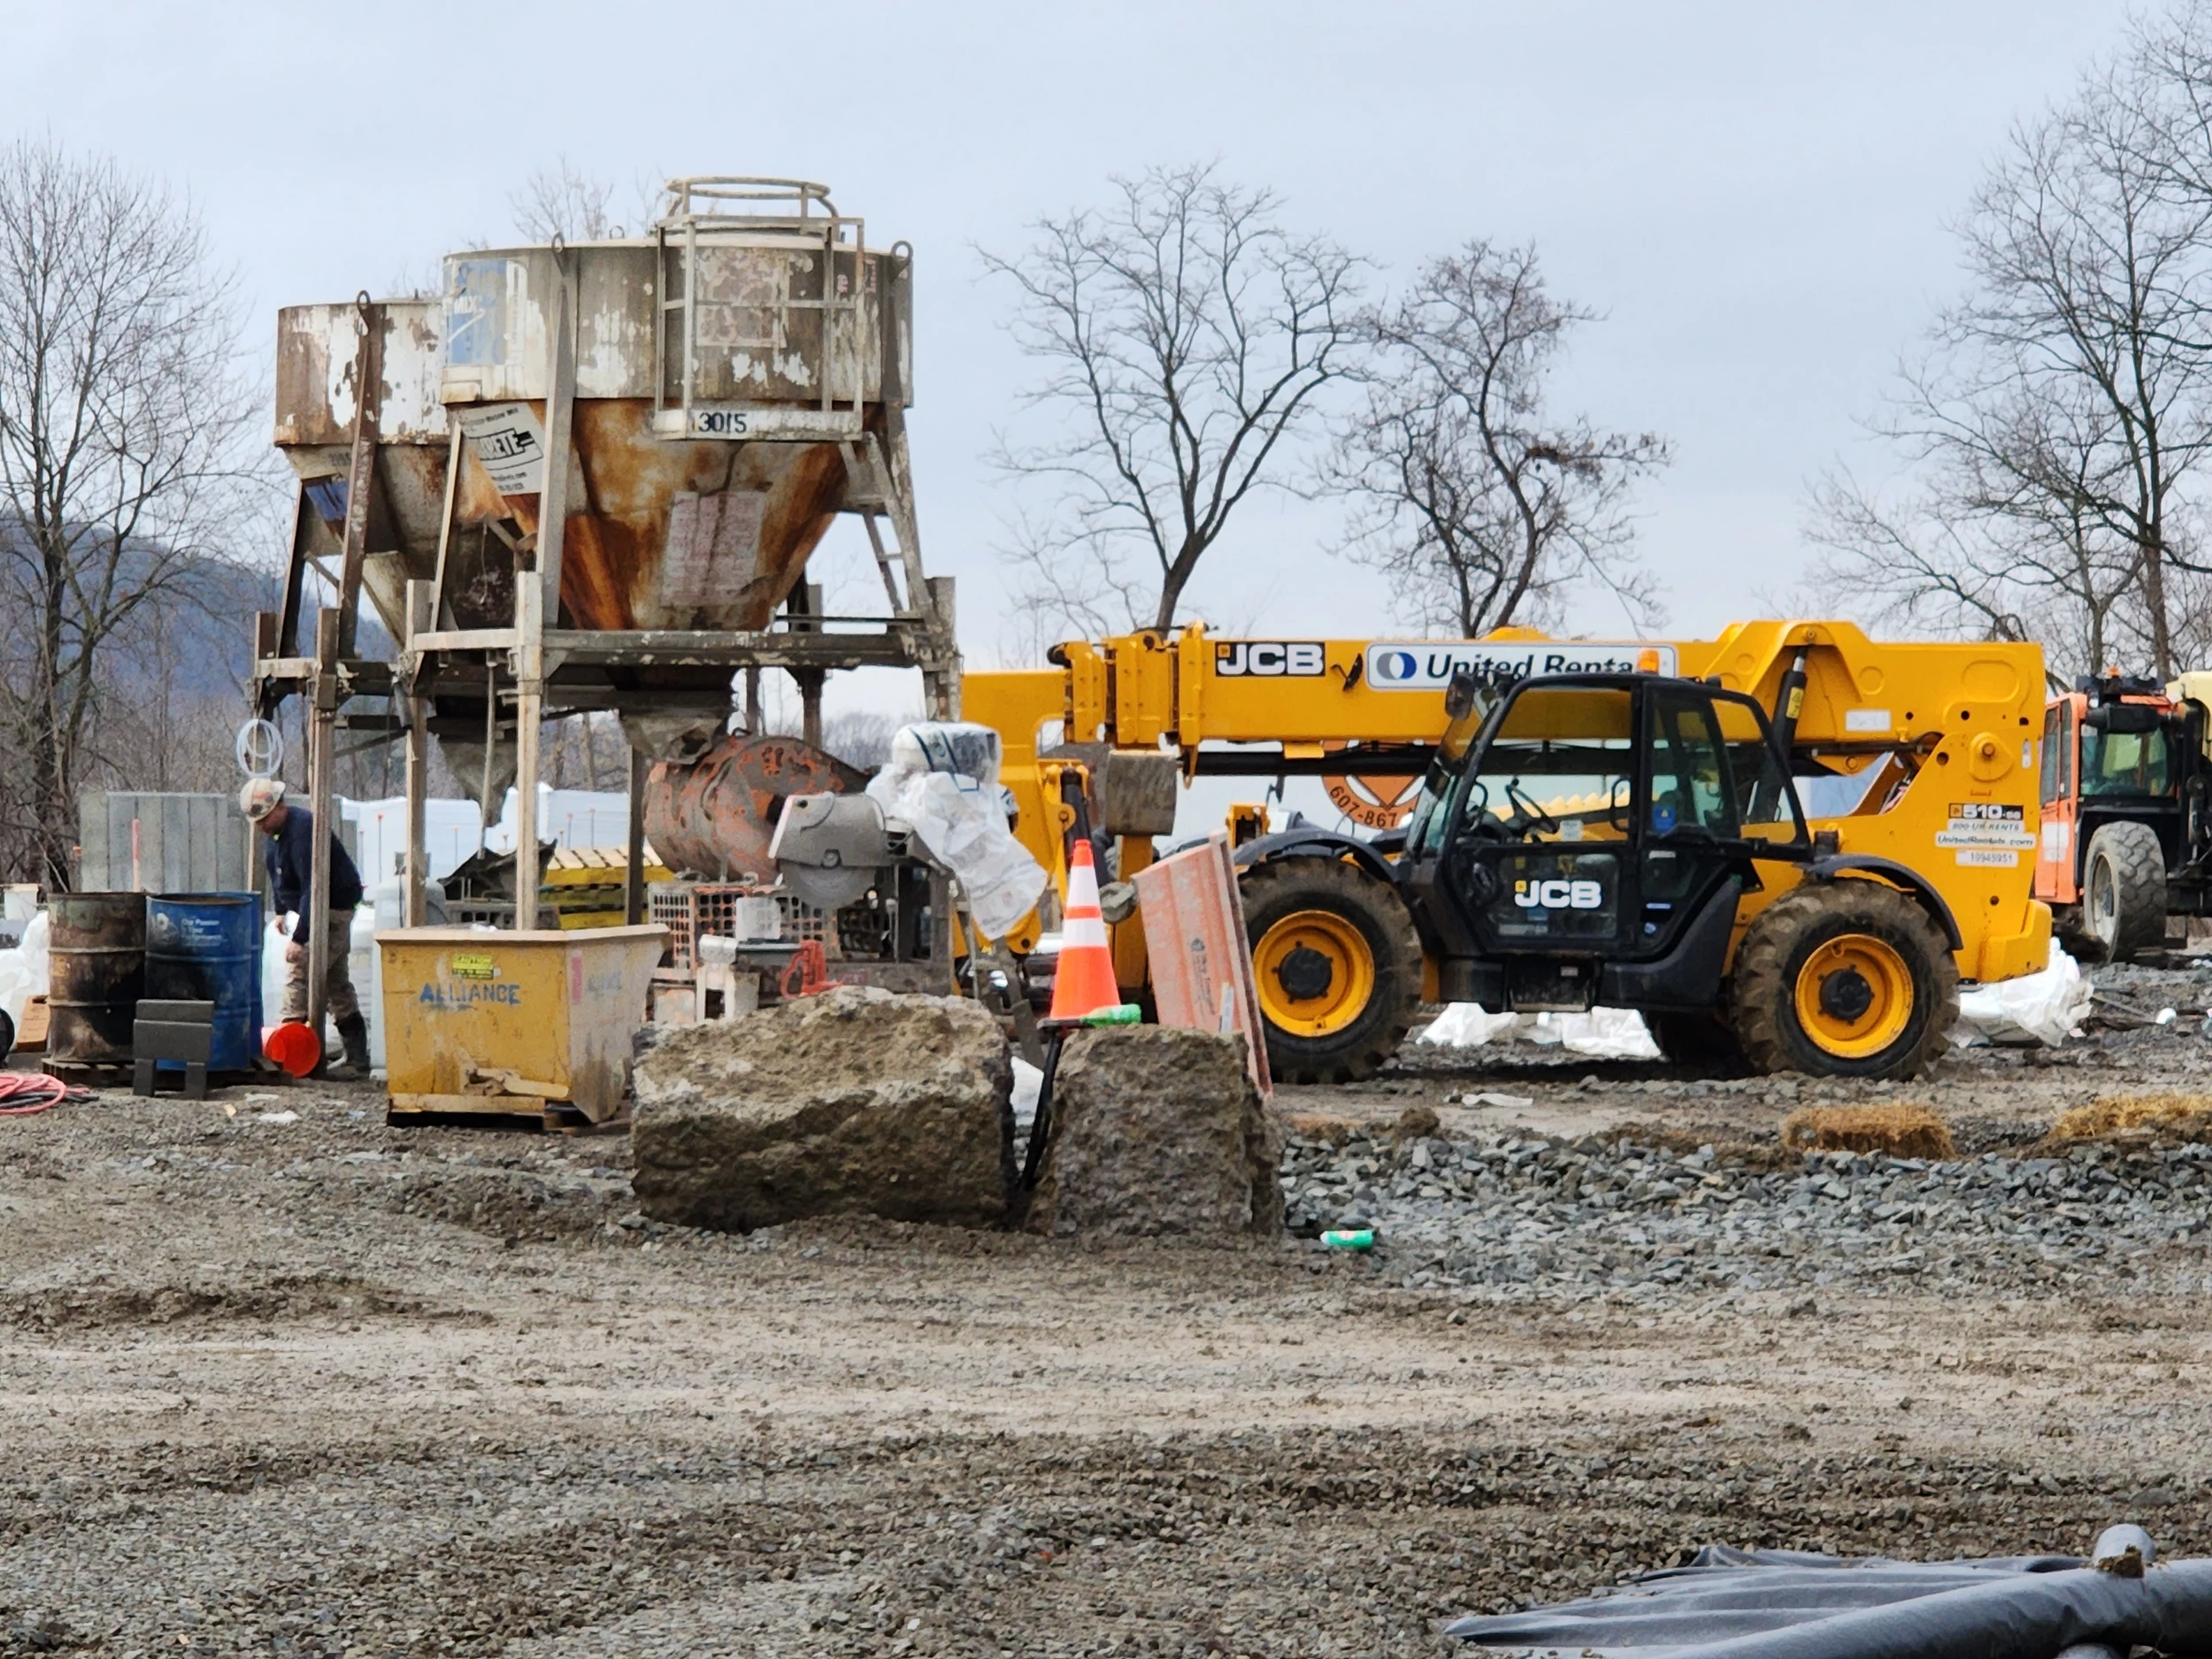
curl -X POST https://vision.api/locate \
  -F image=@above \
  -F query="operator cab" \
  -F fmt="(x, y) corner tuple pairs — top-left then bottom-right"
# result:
(1401, 672), (1811, 1014)
(2035, 672), (2211, 957)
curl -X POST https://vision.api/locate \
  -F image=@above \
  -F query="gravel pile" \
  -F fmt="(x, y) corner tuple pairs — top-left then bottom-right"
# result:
(1281, 1129), (2212, 1303)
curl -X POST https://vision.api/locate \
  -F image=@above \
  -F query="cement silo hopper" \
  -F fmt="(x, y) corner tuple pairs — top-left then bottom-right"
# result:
(250, 179), (956, 953)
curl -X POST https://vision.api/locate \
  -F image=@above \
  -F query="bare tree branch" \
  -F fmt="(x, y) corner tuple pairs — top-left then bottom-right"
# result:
(0, 139), (261, 887)
(511, 157), (617, 243)
(1317, 242), (1668, 638)
(981, 162), (1364, 640)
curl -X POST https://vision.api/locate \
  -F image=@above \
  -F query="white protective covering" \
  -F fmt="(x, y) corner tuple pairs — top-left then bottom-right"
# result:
(1417, 1001), (1663, 1059)
(1949, 948), (2093, 1048)
(1417, 1002), (1521, 1048)
(0, 910), (50, 1042)
(865, 722), (1048, 941)
(1010, 1054), (1044, 1133)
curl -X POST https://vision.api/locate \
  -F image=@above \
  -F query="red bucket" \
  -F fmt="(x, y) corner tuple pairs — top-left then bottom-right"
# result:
(263, 1021), (320, 1079)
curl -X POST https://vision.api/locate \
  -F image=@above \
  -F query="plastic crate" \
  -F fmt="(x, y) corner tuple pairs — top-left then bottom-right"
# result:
(649, 881), (826, 970)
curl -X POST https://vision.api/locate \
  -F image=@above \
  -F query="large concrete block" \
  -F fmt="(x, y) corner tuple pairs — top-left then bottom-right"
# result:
(1028, 1026), (1282, 1238)
(631, 986), (1013, 1232)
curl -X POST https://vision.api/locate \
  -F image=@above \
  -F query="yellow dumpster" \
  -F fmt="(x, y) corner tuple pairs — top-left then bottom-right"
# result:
(377, 926), (666, 1123)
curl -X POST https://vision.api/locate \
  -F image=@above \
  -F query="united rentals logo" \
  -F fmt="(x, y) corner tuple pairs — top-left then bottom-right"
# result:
(1215, 641), (1326, 677)
(1365, 641), (1676, 690)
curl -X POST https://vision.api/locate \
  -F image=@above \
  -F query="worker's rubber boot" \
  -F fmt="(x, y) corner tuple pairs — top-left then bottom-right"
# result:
(326, 1014), (372, 1082)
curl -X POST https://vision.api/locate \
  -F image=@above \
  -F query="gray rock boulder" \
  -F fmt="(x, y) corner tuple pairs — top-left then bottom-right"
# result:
(1028, 1025), (1282, 1238)
(631, 986), (1013, 1232)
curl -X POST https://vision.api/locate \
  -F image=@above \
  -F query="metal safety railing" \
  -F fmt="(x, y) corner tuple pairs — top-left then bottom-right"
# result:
(651, 177), (869, 441)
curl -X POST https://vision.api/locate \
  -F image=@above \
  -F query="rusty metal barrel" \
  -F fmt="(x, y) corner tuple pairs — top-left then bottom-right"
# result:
(643, 733), (867, 879)
(47, 892), (146, 1065)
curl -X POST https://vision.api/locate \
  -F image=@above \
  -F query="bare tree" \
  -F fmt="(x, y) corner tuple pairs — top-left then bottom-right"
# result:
(1322, 242), (1669, 637)
(1816, 52), (2212, 680)
(982, 163), (1363, 641)
(0, 140), (259, 888)
(511, 157), (618, 243)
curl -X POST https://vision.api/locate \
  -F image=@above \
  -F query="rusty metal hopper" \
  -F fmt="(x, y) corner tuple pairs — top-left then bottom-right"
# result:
(271, 204), (911, 641)
(253, 177), (956, 949)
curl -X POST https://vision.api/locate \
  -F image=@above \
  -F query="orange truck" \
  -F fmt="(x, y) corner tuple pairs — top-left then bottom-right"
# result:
(2034, 673), (2209, 961)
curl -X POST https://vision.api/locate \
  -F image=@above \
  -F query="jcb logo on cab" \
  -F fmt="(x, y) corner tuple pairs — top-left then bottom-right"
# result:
(1513, 879), (1602, 910)
(1216, 641), (1325, 677)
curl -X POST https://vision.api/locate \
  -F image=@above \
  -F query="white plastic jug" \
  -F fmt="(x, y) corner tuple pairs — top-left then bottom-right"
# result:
(259, 914), (290, 1045)
(349, 902), (386, 1069)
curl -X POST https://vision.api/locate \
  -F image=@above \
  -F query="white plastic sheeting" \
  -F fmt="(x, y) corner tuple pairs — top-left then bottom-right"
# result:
(866, 722), (1047, 941)
(1950, 948), (2093, 1048)
(0, 910), (50, 1041)
(1417, 1003), (1521, 1048)
(1417, 1001), (1663, 1060)
(1010, 1054), (1043, 1133)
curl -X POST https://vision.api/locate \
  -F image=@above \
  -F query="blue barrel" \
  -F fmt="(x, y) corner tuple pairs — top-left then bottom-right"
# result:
(145, 893), (262, 1071)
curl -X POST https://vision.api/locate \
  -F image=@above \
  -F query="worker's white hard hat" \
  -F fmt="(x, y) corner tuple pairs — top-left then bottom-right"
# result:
(239, 777), (287, 821)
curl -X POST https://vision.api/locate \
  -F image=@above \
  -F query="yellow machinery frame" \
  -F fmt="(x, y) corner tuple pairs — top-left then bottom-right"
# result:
(964, 620), (2051, 988)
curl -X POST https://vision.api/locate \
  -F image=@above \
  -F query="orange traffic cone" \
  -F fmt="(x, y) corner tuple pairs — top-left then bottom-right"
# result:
(1048, 837), (1123, 1020)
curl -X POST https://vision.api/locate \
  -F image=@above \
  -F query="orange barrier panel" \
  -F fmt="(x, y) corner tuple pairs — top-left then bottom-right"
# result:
(1131, 833), (1271, 1098)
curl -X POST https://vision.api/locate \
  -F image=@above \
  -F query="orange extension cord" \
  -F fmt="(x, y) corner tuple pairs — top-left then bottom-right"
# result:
(0, 1071), (94, 1116)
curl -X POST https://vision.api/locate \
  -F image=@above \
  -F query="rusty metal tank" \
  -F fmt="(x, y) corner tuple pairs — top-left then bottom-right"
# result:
(643, 733), (867, 879)
(47, 892), (146, 1065)
(270, 179), (913, 646)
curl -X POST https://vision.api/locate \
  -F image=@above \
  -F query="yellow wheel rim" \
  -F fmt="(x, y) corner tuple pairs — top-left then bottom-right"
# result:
(1255, 908), (1376, 1038)
(1793, 933), (1915, 1059)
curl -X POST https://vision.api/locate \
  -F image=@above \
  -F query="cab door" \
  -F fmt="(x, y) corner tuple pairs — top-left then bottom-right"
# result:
(2033, 698), (2079, 903)
(1638, 686), (1749, 955)
(1434, 681), (1640, 975)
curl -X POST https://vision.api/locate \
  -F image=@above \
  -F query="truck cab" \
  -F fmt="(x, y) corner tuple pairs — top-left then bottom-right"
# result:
(2033, 674), (2206, 960)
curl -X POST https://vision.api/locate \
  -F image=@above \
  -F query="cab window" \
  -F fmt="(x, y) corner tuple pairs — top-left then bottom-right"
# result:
(1646, 690), (1736, 838)
(2079, 726), (2170, 798)
(1455, 686), (1634, 842)
(1713, 695), (1807, 842)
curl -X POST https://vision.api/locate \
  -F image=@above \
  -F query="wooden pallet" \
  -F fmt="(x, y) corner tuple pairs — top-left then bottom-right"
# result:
(385, 1093), (632, 1135)
(38, 1060), (135, 1087)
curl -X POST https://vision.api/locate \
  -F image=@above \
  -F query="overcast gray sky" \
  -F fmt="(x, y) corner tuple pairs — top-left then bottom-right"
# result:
(3, 0), (2147, 681)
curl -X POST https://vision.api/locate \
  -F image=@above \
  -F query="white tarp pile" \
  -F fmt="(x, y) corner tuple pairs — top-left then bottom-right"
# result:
(0, 910), (50, 1047)
(1948, 948), (2093, 1048)
(1417, 1001), (1663, 1060)
(865, 723), (1048, 941)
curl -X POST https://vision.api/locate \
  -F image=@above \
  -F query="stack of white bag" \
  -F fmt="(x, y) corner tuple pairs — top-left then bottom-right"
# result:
(0, 910), (50, 1050)
(1949, 948), (2093, 1047)
(864, 722), (1048, 942)
(1417, 1001), (1662, 1060)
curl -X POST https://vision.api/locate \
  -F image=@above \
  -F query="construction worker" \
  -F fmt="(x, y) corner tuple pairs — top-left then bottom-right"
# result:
(239, 778), (370, 1079)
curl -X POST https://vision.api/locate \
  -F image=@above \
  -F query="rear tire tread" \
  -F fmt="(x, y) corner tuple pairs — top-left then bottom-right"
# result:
(1730, 879), (1959, 1080)
(2084, 820), (2166, 964)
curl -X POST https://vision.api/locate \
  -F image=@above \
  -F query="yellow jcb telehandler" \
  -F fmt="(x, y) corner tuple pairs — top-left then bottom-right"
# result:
(963, 621), (2050, 1084)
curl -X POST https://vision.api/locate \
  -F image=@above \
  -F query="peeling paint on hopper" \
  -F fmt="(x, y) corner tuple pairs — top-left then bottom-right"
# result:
(270, 216), (916, 639)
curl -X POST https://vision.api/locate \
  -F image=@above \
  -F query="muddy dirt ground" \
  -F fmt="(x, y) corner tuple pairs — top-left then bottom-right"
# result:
(8, 987), (2212, 1658)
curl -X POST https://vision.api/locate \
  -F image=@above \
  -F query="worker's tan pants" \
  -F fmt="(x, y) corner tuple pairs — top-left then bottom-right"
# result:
(280, 910), (361, 1025)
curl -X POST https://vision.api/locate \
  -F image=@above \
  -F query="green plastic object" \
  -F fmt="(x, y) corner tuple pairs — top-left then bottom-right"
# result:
(1083, 1004), (1143, 1026)
(1321, 1228), (1375, 1251)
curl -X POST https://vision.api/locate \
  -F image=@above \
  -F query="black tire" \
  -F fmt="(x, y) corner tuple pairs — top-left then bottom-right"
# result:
(1649, 1010), (1740, 1066)
(0, 1006), (12, 1062)
(1240, 856), (1422, 1085)
(1730, 879), (1959, 1080)
(2083, 820), (2166, 964)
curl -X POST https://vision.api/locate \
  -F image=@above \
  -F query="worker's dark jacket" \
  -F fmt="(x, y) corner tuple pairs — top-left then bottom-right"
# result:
(262, 807), (364, 947)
